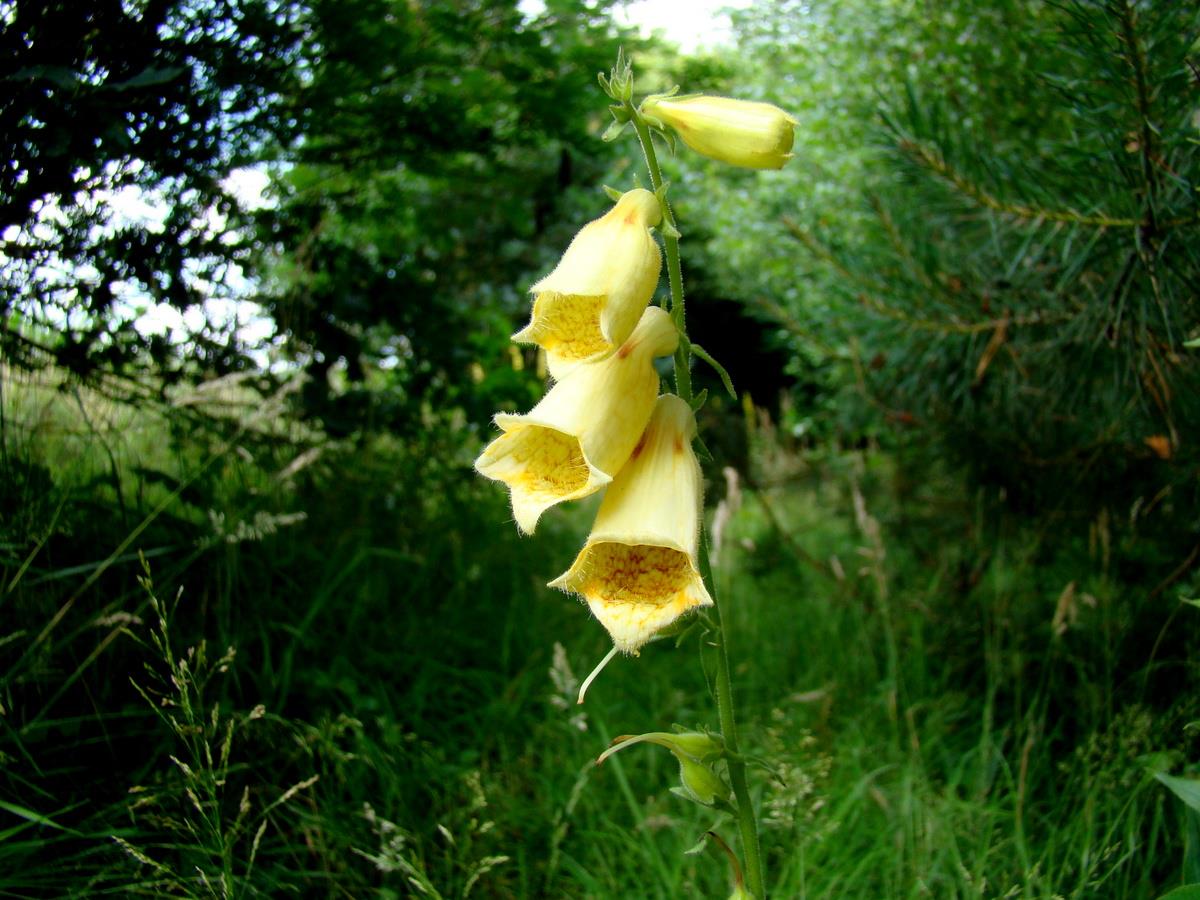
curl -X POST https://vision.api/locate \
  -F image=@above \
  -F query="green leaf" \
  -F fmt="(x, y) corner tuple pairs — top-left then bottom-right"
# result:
(690, 343), (736, 399)
(1183, 337), (1200, 349)
(1155, 886), (1200, 900)
(1189, 807), (1200, 886)
(602, 184), (624, 203)
(6, 65), (80, 88)
(107, 66), (187, 91)
(0, 799), (82, 835)
(1159, 773), (1200, 813)
(690, 388), (709, 411)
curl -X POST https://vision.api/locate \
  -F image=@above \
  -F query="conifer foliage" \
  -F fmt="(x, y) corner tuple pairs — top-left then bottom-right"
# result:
(800, 0), (1199, 532)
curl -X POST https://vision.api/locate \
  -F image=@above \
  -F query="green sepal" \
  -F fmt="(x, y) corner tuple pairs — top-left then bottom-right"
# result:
(652, 184), (681, 239)
(650, 123), (677, 156)
(646, 615), (698, 645)
(691, 342), (736, 399)
(609, 103), (633, 124)
(601, 184), (624, 203)
(638, 86), (696, 111)
(671, 722), (723, 744)
(690, 388), (709, 412)
(671, 302), (688, 334)
(597, 71), (613, 99)
(640, 112), (666, 132)
(694, 433), (714, 463)
(602, 118), (630, 143)
(671, 618), (702, 649)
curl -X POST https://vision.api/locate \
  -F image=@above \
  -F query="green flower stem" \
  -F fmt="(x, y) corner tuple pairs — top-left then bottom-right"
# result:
(698, 538), (765, 898)
(628, 111), (691, 404)
(628, 102), (766, 900)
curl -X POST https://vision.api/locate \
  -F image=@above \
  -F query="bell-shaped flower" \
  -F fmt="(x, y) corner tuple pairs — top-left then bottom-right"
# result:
(475, 307), (678, 535)
(640, 95), (797, 170)
(512, 189), (662, 379)
(549, 394), (712, 652)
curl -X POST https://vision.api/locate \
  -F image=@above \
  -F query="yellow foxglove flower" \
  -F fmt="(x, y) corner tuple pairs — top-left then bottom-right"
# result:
(640, 95), (797, 170)
(513, 189), (662, 379)
(549, 394), (712, 652)
(475, 306), (678, 535)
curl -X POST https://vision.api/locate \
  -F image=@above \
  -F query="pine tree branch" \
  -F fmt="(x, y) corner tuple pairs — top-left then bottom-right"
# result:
(1111, 0), (1177, 338)
(781, 217), (1068, 336)
(896, 138), (1198, 229)
(1114, 0), (1160, 232)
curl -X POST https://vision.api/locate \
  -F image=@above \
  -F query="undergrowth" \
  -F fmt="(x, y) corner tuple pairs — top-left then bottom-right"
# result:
(0, 364), (1196, 897)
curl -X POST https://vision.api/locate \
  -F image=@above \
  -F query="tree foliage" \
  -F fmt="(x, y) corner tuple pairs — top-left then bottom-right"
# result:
(256, 0), (632, 432)
(718, 0), (1200, 542)
(1, 0), (631, 431)
(1, 0), (302, 376)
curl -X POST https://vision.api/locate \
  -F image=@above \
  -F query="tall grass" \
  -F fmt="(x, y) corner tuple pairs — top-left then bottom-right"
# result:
(1, 363), (1194, 897)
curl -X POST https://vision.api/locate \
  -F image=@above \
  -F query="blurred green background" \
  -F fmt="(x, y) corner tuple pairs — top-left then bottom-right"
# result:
(2, 0), (1198, 896)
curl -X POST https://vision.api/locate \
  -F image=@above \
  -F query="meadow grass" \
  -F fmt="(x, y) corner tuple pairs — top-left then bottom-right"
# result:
(0, 366), (1194, 897)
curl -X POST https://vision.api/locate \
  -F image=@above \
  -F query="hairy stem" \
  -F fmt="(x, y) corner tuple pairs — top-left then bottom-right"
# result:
(629, 112), (691, 402)
(628, 101), (765, 900)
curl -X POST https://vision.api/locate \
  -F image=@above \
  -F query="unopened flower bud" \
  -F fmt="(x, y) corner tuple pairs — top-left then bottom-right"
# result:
(677, 755), (731, 807)
(596, 730), (723, 766)
(596, 730), (731, 808)
(641, 95), (797, 170)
